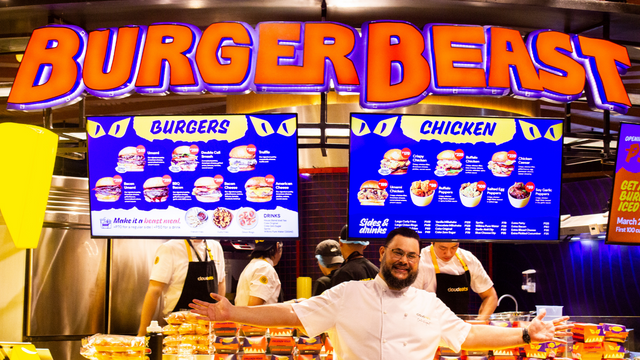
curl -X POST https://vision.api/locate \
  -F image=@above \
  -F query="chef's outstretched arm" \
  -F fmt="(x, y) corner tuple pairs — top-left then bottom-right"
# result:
(189, 293), (303, 328)
(462, 310), (573, 350)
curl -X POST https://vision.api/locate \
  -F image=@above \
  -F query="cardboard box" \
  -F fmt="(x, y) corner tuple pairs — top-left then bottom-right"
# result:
(213, 336), (239, 354)
(602, 342), (625, 359)
(297, 336), (323, 355)
(214, 354), (238, 360)
(524, 342), (565, 358)
(572, 341), (604, 360)
(269, 328), (295, 337)
(600, 324), (628, 343)
(214, 322), (240, 337)
(242, 355), (267, 360)
(242, 336), (267, 354)
(269, 356), (294, 360)
(573, 324), (605, 343)
(240, 325), (267, 337)
(268, 337), (296, 355)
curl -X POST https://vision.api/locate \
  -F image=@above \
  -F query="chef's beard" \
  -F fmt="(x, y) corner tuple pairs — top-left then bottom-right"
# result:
(381, 254), (418, 290)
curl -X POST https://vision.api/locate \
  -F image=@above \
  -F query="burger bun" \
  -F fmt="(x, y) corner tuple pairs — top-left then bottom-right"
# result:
(194, 177), (219, 189)
(96, 177), (117, 187)
(437, 150), (456, 161)
(492, 151), (509, 163)
(144, 177), (168, 189)
(383, 148), (408, 161)
(229, 145), (255, 159)
(360, 180), (380, 190)
(118, 146), (138, 156)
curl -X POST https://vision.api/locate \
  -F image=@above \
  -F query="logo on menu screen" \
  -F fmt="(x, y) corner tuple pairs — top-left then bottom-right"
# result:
(100, 218), (112, 229)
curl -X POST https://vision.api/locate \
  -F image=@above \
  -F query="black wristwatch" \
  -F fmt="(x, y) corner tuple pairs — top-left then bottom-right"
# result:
(522, 327), (531, 344)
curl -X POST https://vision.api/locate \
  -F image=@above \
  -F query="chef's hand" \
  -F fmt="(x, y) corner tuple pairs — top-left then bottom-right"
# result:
(189, 293), (232, 322)
(527, 309), (573, 343)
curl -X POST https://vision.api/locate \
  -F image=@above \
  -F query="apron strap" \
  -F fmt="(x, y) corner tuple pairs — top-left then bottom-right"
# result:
(430, 246), (469, 273)
(184, 239), (204, 262)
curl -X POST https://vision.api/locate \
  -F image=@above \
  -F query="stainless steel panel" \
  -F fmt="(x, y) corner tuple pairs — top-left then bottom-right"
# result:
(31, 340), (83, 360)
(109, 239), (167, 334)
(28, 228), (107, 336)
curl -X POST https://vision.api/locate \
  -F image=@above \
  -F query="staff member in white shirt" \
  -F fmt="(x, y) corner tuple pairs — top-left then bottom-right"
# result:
(190, 227), (572, 360)
(137, 239), (225, 336)
(235, 240), (283, 306)
(412, 242), (497, 319)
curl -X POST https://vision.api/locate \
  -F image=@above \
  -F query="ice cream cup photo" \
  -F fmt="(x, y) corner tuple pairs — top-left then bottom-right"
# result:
(411, 191), (434, 207)
(460, 188), (482, 208)
(508, 192), (531, 208)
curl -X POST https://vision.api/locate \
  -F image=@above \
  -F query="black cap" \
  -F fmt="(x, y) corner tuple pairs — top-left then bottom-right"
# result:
(252, 240), (278, 251)
(315, 239), (344, 266)
(339, 224), (348, 241)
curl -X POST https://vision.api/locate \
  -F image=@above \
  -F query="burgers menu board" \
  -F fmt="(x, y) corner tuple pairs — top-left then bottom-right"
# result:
(87, 114), (299, 239)
(607, 123), (640, 245)
(348, 114), (562, 241)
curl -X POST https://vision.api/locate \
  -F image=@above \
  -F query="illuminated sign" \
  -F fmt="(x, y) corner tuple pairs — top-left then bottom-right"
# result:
(607, 122), (640, 245)
(7, 21), (632, 114)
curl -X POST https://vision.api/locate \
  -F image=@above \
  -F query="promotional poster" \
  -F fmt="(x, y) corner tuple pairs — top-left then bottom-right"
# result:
(87, 114), (299, 239)
(607, 122), (640, 245)
(348, 114), (562, 241)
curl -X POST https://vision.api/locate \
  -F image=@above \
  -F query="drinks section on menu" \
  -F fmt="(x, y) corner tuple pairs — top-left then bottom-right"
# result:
(87, 114), (299, 239)
(348, 114), (563, 241)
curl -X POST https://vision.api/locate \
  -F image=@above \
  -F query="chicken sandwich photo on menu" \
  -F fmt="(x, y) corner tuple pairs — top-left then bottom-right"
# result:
(508, 182), (532, 208)
(192, 177), (222, 202)
(460, 182), (482, 208)
(379, 149), (410, 175)
(245, 177), (273, 202)
(488, 151), (515, 177)
(143, 177), (170, 202)
(410, 180), (435, 207)
(171, 145), (198, 171)
(436, 150), (462, 176)
(93, 177), (122, 202)
(229, 145), (257, 172)
(117, 146), (145, 172)
(357, 180), (388, 206)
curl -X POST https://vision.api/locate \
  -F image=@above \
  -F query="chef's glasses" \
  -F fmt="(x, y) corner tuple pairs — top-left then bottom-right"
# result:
(386, 247), (420, 264)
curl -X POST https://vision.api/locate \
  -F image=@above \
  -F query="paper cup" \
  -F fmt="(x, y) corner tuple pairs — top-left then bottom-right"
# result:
(460, 188), (482, 208)
(508, 194), (531, 208)
(411, 191), (434, 206)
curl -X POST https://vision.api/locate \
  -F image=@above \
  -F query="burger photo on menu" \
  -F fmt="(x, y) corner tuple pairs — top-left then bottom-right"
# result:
(171, 146), (198, 171)
(488, 151), (515, 177)
(435, 150), (462, 176)
(245, 177), (273, 202)
(357, 180), (388, 206)
(459, 182), (482, 208)
(93, 177), (122, 202)
(508, 182), (531, 208)
(192, 177), (222, 202)
(228, 145), (257, 172)
(143, 177), (170, 202)
(410, 180), (435, 207)
(117, 146), (145, 172)
(379, 149), (410, 175)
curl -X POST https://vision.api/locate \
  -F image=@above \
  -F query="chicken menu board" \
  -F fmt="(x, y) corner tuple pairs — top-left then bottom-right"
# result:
(87, 114), (299, 239)
(607, 123), (640, 245)
(348, 114), (562, 241)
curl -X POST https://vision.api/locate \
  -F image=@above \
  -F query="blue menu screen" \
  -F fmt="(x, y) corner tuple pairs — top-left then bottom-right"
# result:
(87, 114), (299, 239)
(348, 114), (562, 241)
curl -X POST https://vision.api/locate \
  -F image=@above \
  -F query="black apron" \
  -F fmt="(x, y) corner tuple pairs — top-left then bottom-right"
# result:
(431, 246), (471, 315)
(172, 240), (219, 312)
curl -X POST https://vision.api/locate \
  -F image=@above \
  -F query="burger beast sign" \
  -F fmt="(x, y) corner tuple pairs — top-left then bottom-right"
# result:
(6, 21), (632, 114)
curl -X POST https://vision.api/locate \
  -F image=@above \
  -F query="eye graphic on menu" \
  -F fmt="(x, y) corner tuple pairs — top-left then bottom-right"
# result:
(357, 180), (388, 206)
(143, 176), (171, 202)
(410, 180), (437, 207)
(460, 181), (485, 208)
(435, 150), (463, 177)
(245, 176), (274, 202)
(93, 176), (122, 202)
(170, 145), (198, 172)
(116, 145), (145, 172)
(508, 182), (533, 208)
(228, 144), (257, 173)
(379, 148), (411, 175)
(488, 151), (516, 177)
(192, 176), (223, 203)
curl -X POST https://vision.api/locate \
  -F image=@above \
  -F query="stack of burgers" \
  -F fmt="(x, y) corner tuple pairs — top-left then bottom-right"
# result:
(571, 323), (628, 360)
(81, 334), (145, 360)
(212, 322), (240, 358)
(297, 335), (323, 360)
(162, 311), (213, 355)
(240, 325), (268, 360)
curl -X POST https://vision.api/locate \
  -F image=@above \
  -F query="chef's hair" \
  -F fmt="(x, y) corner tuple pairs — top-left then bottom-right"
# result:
(384, 227), (420, 247)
